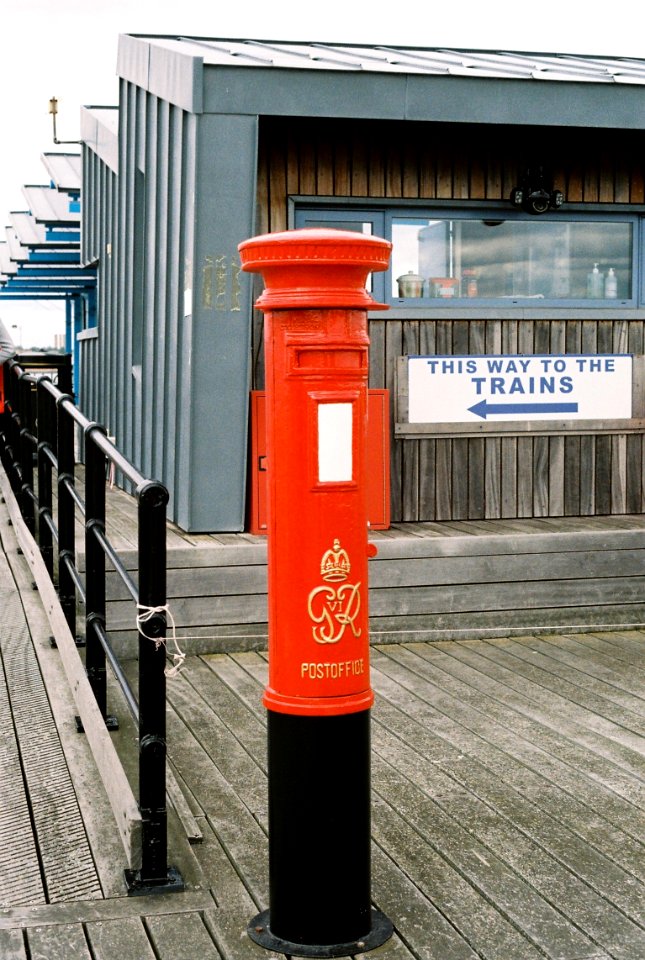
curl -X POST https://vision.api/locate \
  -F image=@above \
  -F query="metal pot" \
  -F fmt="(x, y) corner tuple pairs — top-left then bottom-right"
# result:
(396, 271), (424, 298)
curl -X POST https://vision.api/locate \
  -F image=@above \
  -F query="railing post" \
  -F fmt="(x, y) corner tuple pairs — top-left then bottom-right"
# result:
(1, 364), (23, 499)
(84, 423), (116, 728)
(56, 353), (73, 398)
(18, 373), (35, 535)
(0, 364), (14, 481)
(36, 378), (55, 579)
(57, 394), (77, 639)
(125, 479), (183, 895)
(0, 362), (9, 474)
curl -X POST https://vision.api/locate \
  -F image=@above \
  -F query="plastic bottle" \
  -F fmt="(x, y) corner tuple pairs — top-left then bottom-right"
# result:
(587, 263), (604, 299)
(604, 267), (617, 298)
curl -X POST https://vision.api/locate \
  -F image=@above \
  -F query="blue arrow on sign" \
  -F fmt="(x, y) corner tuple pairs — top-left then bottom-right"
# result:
(469, 399), (579, 420)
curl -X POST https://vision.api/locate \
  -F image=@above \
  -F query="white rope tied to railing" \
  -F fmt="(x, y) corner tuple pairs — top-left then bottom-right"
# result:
(134, 603), (644, 679)
(136, 604), (186, 678)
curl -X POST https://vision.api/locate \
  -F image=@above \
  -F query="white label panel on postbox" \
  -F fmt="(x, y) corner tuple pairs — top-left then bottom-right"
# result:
(318, 403), (353, 482)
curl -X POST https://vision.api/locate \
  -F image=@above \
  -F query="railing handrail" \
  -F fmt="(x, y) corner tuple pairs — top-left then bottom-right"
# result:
(39, 374), (149, 488)
(0, 357), (182, 895)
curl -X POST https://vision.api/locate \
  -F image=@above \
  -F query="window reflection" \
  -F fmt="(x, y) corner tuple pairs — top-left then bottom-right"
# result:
(392, 218), (633, 301)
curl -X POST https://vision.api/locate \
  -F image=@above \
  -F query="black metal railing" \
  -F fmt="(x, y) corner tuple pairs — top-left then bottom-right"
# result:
(0, 356), (182, 895)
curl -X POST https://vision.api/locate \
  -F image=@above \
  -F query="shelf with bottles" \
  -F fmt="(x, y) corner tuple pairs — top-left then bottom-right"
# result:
(390, 216), (634, 303)
(586, 263), (619, 300)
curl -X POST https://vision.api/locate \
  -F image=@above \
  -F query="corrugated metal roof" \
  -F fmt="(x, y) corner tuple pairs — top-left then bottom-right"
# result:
(141, 37), (645, 86)
(40, 153), (81, 193)
(10, 212), (47, 247)
(21, 185), (79, 226)
(0, 243), (17, 277)
(9, 212), (77, 251)
(1, 157), (87, 298)
(1, 210), (82, 291)
(5, 226), (27, 262)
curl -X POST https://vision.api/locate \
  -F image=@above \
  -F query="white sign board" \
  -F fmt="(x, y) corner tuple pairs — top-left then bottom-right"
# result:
(407, 355), (633, 424)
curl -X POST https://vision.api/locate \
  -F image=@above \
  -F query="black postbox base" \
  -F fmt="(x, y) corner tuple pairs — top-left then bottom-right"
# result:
(250, 709), (393, 956)
(248, 906), (392, 958)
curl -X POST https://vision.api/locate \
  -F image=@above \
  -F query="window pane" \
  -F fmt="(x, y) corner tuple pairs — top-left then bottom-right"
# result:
(300, 218), (373, 236)
(392, 217), (633, 300)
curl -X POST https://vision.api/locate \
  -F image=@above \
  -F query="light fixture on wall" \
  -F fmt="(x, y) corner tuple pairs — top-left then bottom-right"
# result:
(48, 96), (81, 145)
(510, 166), (563, 215)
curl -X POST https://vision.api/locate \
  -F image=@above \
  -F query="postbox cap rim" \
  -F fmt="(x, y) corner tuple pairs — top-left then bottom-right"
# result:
(238, 227), (392, 270)
(238, 228), (392, 311)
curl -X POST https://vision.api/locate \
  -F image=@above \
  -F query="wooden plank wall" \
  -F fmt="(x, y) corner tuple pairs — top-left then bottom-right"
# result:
(371, 316), (645, 521)
(255, 117), (645, 522)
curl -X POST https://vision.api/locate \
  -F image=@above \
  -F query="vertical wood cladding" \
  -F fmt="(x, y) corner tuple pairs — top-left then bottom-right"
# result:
(256, 117), (645, 521)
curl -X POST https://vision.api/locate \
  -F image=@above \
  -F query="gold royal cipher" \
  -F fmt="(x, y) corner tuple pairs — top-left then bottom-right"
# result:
(307, 539), (362, 645)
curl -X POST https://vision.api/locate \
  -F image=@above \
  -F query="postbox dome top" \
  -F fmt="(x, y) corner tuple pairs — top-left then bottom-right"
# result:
(238, 227), (392, 311)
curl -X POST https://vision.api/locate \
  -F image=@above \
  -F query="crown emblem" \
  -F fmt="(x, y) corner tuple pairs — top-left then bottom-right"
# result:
(320, 538), (351, 582)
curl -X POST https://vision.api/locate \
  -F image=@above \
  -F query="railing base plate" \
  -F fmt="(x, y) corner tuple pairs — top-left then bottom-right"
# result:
(124, 865), (185, 897)
(75, 714), (119, 733)
(49, 635), (86, 649)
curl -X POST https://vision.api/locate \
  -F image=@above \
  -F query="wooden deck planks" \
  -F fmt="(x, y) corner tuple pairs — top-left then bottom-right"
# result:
(491, 635), (645, 725)
(425, 642), (645, 793)
(11, 461), (645, 956)
(196, 645), (645, 959)
(0, 929), (28, 960)
(0, 526), (103, 909)
(85, 917), (158, 959)
(144, 912), (224, 960)
(27, 923), (93, 960)
(0, 645), (45, 909)
(369, 656), (645, 956)
(372, 645), (645, 844)
(2, 613), (643, 957)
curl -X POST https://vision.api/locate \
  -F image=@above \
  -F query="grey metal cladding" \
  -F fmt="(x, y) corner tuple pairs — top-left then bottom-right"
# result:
(80, 107), (119, 174)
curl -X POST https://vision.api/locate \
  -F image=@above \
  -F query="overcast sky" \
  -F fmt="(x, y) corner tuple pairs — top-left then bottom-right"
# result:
(1, 0), (643, 346)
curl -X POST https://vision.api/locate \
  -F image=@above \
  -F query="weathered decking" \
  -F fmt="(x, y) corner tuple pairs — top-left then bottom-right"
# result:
(2, 477), (645, 959)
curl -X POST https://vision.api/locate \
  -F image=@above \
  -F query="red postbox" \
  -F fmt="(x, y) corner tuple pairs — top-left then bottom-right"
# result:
(239, 228), (393, 957)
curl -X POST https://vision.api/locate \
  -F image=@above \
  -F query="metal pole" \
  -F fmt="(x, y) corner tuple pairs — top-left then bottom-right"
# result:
(1, 363), (20, 491)
(124, 479), (183, 895)
(36, 379), (54, 579)
(57, 353), (73, 399)
(57, 394), (77, 639)
(18, 373), (35, 535)
(84, 423), (116, 728)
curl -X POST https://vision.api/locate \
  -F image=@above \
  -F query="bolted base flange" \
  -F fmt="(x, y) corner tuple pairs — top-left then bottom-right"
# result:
(75, 713), (119, 733)
(248, 907), (393, 958)
(124, 865), (184, 897)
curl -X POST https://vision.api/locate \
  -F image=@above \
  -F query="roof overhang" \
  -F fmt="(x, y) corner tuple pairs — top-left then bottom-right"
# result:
(115, 36), (645, 130)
